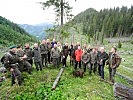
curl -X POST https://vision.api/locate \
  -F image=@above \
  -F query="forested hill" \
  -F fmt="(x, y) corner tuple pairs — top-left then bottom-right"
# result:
(70, 6), (133, 38)
(0, 16), (37, 46)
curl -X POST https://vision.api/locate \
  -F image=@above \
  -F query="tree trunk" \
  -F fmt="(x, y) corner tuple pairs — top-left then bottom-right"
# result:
(60, 0), (64, 25)
(114, 82), (133, 99)
(52, 67), (64, 90)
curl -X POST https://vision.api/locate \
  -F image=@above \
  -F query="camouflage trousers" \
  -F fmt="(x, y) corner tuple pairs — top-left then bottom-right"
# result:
(11, 67), (23, 86)
(52, 58), (59, 68)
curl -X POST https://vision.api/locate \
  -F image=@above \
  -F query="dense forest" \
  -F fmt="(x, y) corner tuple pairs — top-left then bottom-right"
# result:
(0, 16), (37, 46)
(63, 6), (133, 40)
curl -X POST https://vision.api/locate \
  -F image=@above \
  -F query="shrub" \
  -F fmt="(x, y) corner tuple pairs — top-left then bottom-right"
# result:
(118, 41), (122, 48)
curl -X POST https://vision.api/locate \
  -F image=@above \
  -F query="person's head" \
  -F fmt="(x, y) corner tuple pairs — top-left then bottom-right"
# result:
(78, 46), (81, 50)
(25, 43), (30, 48)
(42, 39), (46, 44)
(100, 47), (105, 53)
(83, 44), (87, 48)
(92, 48), (96, 52)
(54, 44), (57, 48)
(83, 49), (87, 54)
(111, 47), (117, 53)
(57, 42), (61, 46)
(34, 43), (38, 48)
(87, 44), (91, 49)
(17, 45), (22, 51)
(47, 39), (50, 43)
(9, 45), (17, 53)
(53, 38), (55, 42)
(65, 43), (68, 46)
(77, 42), (80, 46)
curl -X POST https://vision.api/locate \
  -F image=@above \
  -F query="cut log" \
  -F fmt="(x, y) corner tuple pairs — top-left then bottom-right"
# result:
(52, 67), (65, 90)
(114, 82), (133, 99)
(116, 72), (133, 84)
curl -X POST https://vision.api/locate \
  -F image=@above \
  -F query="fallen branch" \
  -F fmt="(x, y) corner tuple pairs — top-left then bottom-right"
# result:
(114, 82), (133, 99)
(52, 66), (65, 90)
(116, 72), (133, 84)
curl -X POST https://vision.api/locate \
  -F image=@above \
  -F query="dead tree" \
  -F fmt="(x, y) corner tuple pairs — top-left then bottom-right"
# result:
(114, 82), (133, 99)
(52, 67), (64, 90)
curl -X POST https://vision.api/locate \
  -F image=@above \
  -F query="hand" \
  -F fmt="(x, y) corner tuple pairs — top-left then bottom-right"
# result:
(10, 68), (14, 72)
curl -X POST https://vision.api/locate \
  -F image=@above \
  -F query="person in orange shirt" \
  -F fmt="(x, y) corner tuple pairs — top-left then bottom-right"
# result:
(74, 46), (83, 70)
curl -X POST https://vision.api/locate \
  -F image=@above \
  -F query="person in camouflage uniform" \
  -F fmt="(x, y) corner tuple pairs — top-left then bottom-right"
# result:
(17, 46), (32, 74)
(2, 45), (23, 86)
(81, 49), (91, 73)
(40, 39), (48, 67)
(51, 44), (60, 68)
(24, 43), (33, 67)
(90, 48), (98, 74)
(107, 47), (121, 83)
(33, 43), (43, 71)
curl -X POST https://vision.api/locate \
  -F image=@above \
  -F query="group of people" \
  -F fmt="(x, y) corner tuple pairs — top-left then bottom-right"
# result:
(0, 38), (121, 86)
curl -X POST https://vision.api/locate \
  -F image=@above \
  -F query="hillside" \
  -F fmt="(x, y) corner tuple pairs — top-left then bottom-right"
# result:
(0, 16), (37, 46)
(61, 6), (133, 42)
(19, 23), (53, 39)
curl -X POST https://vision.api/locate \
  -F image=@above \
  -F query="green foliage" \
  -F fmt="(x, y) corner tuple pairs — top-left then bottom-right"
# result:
(0, 16), (37, 46)
(118, 41), (122, 48)
(66, 6), (133, 39)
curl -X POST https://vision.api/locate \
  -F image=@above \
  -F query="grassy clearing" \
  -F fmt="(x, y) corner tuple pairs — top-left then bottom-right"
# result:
(0, 42), (133, 100)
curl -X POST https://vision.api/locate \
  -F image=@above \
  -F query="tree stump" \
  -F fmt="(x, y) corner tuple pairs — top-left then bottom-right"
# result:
(114, 82), (133, 99)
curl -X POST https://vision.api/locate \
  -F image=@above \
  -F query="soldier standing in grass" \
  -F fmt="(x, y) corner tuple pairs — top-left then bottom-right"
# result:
(51, 44), (60, 68)
(2, 45), (23, 86)
(17, 45), (32, 74)
(97, 47), (108, 79)
(107, 47), (121, 83)
(33, 43), (43, 71)
(24, 43), (33, 67)
(68, 44), (75, 66)
(40, 39), (48, 67)
(90, 48), (98, 74)
(47, 39), (52, 64)
(62, 43), (69, 67)
(81, 49), (91, 73)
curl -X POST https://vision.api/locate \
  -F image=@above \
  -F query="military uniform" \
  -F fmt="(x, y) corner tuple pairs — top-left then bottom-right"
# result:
(40, 43), (48, 67)
(51, 47), (60, 68)
(33, 47), (43, 71)
(17, 49), (32, 74)
(24, 47), (33, 66)
(81, 52), (91, 72)
(3, 51), (23, 86)
(90, 51), (97, 74)
(108, 52), (121, 83)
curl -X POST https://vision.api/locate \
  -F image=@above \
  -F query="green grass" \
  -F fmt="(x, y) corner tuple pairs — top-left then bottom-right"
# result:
(0, 42), (133, 100)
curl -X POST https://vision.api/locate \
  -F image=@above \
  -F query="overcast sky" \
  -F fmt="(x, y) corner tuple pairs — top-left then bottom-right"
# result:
(0, 0), (132, 25)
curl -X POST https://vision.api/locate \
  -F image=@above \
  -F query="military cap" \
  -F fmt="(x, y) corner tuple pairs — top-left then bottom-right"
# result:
(9, 45), (17, 49)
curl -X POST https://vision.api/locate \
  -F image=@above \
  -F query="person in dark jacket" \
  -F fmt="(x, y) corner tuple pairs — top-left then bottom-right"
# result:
(2, 45), (23, 86)
(90, 48), (97, 74)
(17, 46), (32, 74)
(68, 44), (75, 66)
(24, 43), (33, 67)
(33, 43), (43, 71)
(97, 47), (108, 79)
(51, 44), (60, 68)
(51, 38), (57, 48)
(62, 43), (69, 67)
(107, 47), (121, 83)
(47, 39), (52, 64)
(81, 50), (91, 73)
(40, 39), (48, 67)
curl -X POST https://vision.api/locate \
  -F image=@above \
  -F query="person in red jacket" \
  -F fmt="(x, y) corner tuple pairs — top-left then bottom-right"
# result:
(74, 46), (83, 70)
